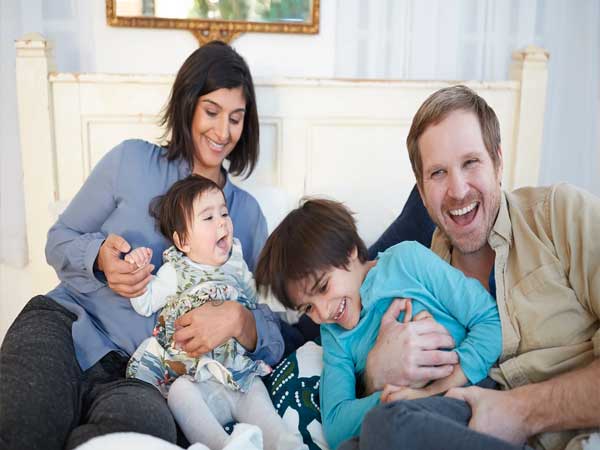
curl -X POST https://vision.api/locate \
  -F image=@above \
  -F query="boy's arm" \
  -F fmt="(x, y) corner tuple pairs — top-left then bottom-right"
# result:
(408, 242), (502, 385)
(130, 262), (177, 316)
(382, 364), (467, 402)
(321, 326), (381, 450)
(443, 278), (501, 385)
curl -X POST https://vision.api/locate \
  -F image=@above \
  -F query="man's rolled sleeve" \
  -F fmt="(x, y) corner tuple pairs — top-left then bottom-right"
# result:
(593, 330), (600, 357)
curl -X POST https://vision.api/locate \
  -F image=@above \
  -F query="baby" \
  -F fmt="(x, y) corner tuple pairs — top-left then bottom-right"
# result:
(255, 198), (502, 450)
(125, 175), (306, 450)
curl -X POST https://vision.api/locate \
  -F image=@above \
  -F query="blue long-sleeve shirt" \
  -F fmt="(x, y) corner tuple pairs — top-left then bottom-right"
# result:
(45, 139), (283, 370)
(320, 241), (501, 449)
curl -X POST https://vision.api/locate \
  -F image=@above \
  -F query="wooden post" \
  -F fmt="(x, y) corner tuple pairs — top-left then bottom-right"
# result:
(509, 45), (549, 189)
(15, 33), (59, 292)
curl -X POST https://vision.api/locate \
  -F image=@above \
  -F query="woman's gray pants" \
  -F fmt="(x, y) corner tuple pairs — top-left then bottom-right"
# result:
(0, 296), (178, 450)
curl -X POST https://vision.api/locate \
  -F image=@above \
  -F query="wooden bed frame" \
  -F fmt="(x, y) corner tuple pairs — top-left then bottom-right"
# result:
(4, 33), (548, 339)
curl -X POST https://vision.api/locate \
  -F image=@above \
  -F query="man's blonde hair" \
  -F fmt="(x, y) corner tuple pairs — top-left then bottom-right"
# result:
(406, 85), (501, 187)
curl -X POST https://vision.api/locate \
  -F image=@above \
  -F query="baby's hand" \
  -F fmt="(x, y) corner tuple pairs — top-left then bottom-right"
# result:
(381, 384), (431, 403)
(124, 247), (153, 273)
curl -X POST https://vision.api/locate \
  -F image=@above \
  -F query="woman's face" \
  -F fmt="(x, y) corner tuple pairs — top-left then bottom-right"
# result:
(191, 86), (246, 180)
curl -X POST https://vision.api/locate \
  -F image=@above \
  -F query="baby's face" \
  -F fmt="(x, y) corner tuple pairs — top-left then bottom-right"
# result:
(286, 249), (364, 330)
(183, 189), (233, 266)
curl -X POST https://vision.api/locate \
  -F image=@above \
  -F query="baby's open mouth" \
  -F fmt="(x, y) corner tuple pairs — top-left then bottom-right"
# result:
(216, 235), (229, 250)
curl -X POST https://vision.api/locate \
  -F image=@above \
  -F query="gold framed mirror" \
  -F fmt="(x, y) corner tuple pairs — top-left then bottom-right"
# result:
(106, 0), (319, 45)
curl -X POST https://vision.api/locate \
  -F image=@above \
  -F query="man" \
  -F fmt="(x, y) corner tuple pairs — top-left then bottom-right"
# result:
(357, 85), (600, 450)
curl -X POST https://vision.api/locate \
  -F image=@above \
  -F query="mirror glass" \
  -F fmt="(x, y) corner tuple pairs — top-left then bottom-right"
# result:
(108, 0), (319, 44)
(114, 0), (315, 25)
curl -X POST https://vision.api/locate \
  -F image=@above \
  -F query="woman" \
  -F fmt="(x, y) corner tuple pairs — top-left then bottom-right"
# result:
(0, 41), (283, 450)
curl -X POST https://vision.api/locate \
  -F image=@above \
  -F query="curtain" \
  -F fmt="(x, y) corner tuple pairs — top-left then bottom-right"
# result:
(0, 0), (95, 266)
(334, 0), (600, 196)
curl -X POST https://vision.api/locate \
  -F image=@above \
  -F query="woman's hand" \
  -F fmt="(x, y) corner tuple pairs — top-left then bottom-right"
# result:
(124, 247), (153, 272)
(173, 301), (257, 357)
(96, 234), (154, 298)
(363, 298), (458, 394)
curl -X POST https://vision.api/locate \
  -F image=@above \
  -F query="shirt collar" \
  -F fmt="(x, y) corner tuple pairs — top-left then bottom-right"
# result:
(489, 190), (512, 249)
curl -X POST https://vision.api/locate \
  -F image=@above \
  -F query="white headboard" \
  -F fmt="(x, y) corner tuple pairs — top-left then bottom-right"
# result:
(14, 32), (548, 302)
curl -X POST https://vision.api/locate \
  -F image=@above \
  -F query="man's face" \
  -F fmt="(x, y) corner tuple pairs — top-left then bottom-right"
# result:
(417, 110), (502, 255)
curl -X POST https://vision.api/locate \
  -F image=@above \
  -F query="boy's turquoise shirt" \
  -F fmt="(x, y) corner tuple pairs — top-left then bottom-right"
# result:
(320, 241), (501, 450)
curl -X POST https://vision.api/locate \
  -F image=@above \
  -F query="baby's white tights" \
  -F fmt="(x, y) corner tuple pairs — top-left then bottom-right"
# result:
(168, 376), (307, 450)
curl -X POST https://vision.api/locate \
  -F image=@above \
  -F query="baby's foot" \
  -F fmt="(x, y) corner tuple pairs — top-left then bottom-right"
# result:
(223, 423), (263, 450)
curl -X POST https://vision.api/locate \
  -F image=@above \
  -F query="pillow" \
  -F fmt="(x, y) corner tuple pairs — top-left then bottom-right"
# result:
(245, 185), (296, 234)
(73, 432), (205, 450)
(263, 341), (327, 450)
(368, 185), (435, 258)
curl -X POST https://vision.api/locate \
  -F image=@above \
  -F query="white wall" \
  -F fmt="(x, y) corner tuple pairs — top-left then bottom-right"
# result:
(1, 0), (28, 268)
(88, 0), (336, 77)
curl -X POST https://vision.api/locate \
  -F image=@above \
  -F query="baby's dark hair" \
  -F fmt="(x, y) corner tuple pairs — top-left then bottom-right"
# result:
(150, 174), (224, 245)
(255, 198), (368, 309)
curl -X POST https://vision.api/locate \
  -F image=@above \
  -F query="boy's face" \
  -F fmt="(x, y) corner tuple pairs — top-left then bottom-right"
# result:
(176, 189), (233, 266)
(286, 248), (365, 330)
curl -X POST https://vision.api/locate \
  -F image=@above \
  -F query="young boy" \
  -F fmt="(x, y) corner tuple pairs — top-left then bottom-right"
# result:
(255, 198), (501, 450)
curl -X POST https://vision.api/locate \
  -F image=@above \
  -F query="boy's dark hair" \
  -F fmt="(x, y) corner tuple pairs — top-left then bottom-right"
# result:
(255, 198), (368, 309)
(150, 175), (224, 245)
(160, 40), (259, 179)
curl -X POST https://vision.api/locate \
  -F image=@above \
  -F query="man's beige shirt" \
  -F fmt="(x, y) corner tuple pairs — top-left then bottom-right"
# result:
(430, 183), (600, 450)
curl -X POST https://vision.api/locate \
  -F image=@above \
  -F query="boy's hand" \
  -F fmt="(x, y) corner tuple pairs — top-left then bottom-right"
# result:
(125, 247), (153, 273)
(381, 384), (431, 403)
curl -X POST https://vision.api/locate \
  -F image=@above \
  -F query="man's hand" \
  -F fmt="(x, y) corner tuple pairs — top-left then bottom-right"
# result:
(363, 298), (457, 394)
(446, 386), (529, 445)
(97, 234), (154, 298)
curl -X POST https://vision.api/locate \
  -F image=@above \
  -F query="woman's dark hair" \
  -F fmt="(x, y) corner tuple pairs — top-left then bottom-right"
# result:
(255, 198), (368, 309)
(150, 175), (224, 245)
(160, 41), (259, 179)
